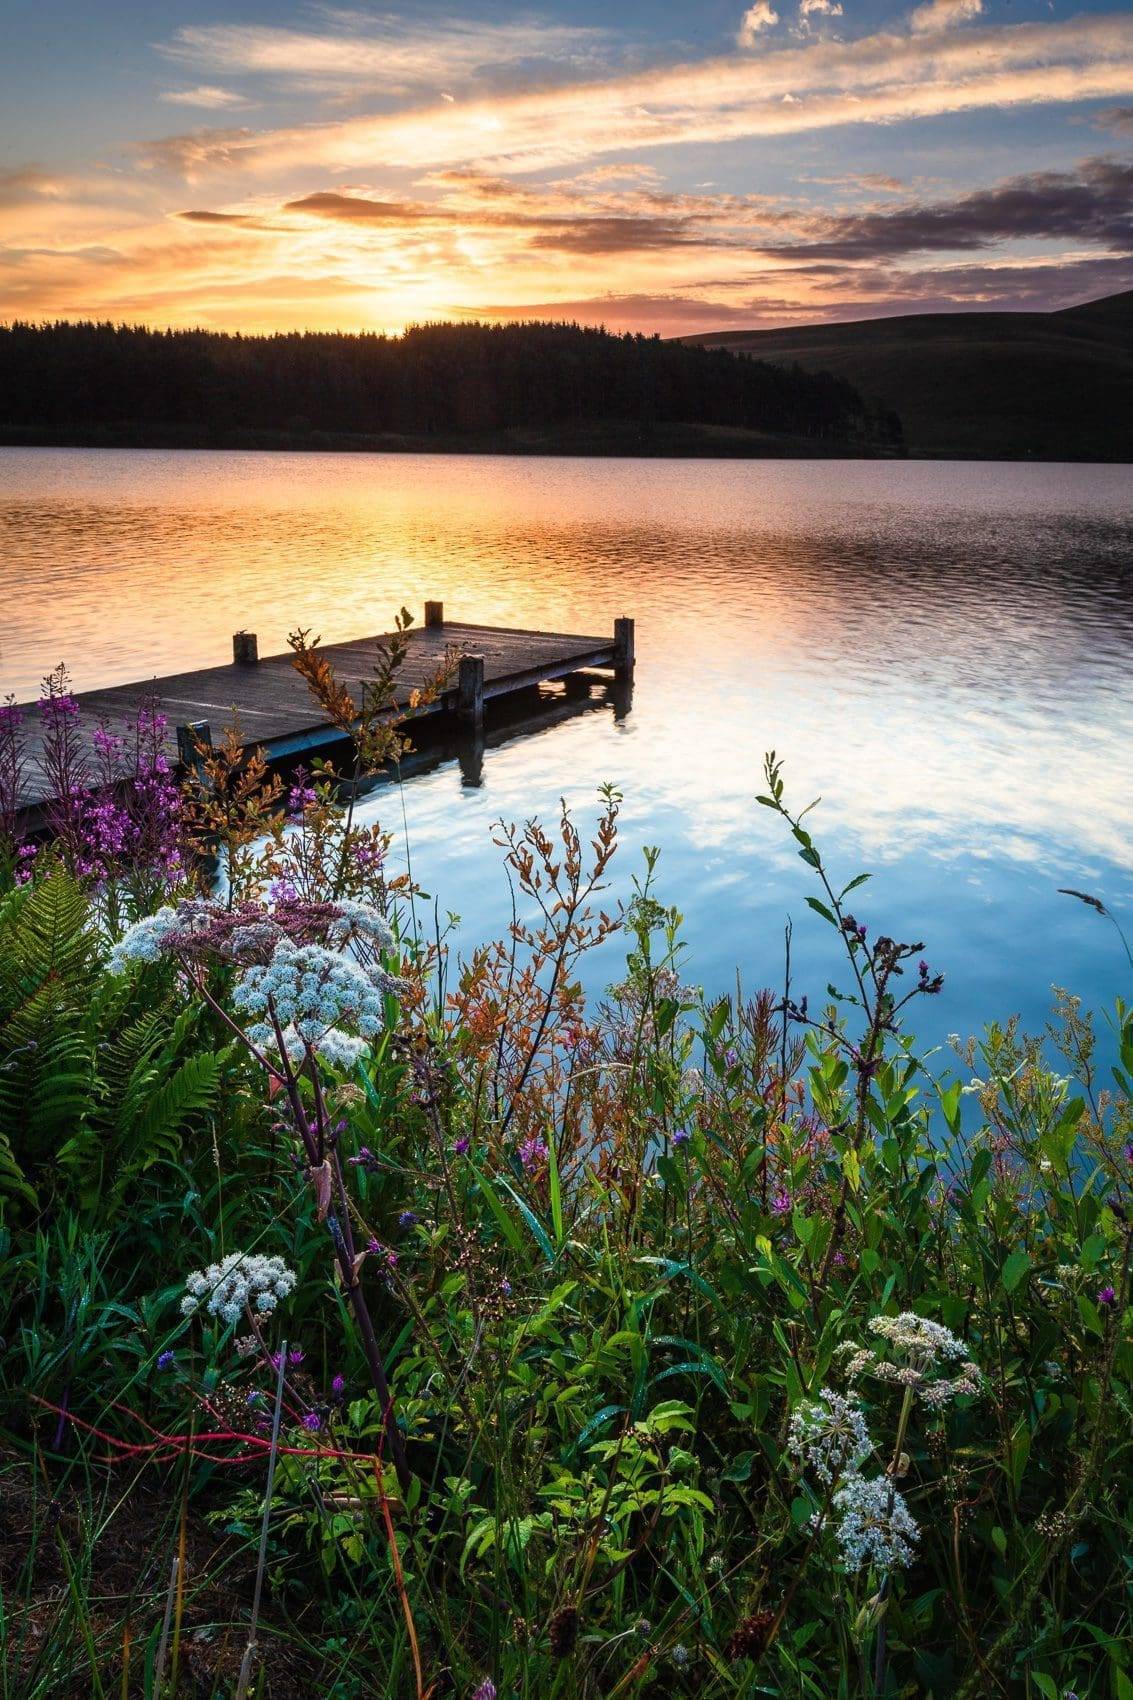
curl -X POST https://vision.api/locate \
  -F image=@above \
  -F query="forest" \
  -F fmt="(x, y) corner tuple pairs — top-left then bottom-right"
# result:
(0, 319), (903, 453)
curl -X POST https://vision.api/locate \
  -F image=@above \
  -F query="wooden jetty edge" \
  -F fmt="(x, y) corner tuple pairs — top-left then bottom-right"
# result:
(14, 603), (635, 813)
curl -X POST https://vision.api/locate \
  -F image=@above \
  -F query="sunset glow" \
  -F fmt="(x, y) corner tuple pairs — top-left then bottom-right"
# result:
(3, 0), (1132, 335)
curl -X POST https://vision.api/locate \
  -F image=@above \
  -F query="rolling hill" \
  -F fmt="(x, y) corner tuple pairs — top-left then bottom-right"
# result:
(683, 289), (1133, 461)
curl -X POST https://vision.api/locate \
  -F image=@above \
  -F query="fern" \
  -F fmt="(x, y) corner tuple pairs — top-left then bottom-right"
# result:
(1, 871), (231, 1216)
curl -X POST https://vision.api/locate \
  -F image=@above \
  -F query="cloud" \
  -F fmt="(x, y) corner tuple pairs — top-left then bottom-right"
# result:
(158, 14), (610, 99)
(759, 155), (1133, 259)
(159, 86), (248, 109)
(908, 0), (982, 34)
(136, 14), (1133, 182)
(0, 167), (71, 208)
(798, 0), (844, 34)
(739, 2), (780, 45)
(1093, 104), (1133, 134)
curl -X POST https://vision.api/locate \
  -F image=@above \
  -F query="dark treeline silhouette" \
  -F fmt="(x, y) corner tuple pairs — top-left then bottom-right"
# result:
(0, 320), (902, 452)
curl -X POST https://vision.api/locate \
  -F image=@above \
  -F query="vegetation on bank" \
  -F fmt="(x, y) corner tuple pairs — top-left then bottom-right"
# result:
(0, 639), (1130, 1699)
(0, 321), (903, 456)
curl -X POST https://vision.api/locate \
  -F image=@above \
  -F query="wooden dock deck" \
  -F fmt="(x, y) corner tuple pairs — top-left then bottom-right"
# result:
(13, 603), (634, 813)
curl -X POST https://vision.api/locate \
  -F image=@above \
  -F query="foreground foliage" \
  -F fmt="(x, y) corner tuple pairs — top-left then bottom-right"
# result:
(0, 726), (1130, 1698)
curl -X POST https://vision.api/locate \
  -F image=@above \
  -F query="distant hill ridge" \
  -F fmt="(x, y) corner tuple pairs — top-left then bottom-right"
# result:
(681, 289), (1133, 461)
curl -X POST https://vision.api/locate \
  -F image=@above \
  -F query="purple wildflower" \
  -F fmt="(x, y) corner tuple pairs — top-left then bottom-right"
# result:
(288, 1347), (305, 1365)
(331, 1374), (346, 1398)
(672, 1128), (691, 1148)
(453, 1136), (470, 1156)
(301, 1411), (322, 1432)
(500, 1278), (512, 1298)
(156, 1350), (175, 1371)
(398, 1210), (419, 1230)
(1098, 1285), (1116, 1306)
(518, 1134), (549, 1172)
(471, 1682), (497, 1700)
(771, 1189), (792, 1216)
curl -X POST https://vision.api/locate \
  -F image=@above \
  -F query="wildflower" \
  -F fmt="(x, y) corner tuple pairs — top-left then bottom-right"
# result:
(726, 1609), (775, 1663)
(398, 1211), (419, 1230)
(672, 1128), (691, 1148)
(156, 1350), (175, 1371)
(471, 1681), (497, 1700)
(771, 1189), (792, 1216)
(788, 1388), (872, 1484)
(331, 1374), (346, 1398)
(671, 1644), (692, 1669)
(518, 1134), (548, 1172)
(500, 1278), (512, 1298)
(289, 1346), (305, 1365)
(548, 1605), (579, 1658)
(829, 1475), (919, 1572)
(1098, 1285), (1116, 1306)
(634, 1619), (652, 1638)
(180, 1250), (296, 1327)
(453, 1136), (471, 1156)
(301, 1411), (322, 1432)
(865, 1311), (983, 1405)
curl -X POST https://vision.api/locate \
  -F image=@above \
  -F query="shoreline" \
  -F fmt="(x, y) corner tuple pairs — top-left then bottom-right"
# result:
(1, 426), (1126, 463)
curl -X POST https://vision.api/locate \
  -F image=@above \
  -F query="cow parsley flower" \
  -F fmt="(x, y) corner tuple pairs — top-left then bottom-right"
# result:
(327, 898), (394, 952)
(234, 937), (387, 1065)
(108, 907), (183, 969)
(866, 1311), (982, 1404)
(180, 1251), (296, 1327)
(788, 1388), (872, 1484)
(830, 1475), (919, 1573)
(868, 1312), (969, 1365)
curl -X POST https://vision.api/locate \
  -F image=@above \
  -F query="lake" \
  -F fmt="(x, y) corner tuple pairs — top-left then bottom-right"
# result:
(3, 446), (1132, 1055)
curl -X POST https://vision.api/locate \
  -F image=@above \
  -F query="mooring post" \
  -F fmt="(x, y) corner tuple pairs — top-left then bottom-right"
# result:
(457, 653), (485, 728)
(176, 719), (212, 776)
(424, 600), (444, 628)
(232, 630), (258, 664)
(613, 616), (635, 679)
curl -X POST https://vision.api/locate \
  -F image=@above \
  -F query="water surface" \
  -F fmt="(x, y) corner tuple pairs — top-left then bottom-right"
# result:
(3, 447), (1131, 1052)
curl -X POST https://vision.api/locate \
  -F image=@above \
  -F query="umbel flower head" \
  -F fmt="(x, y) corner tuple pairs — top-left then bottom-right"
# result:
(829, 1474), (919, 1572)
(788, 1387), (872, 1484)
(841, 1312), (983, 1407)
(181, 1251), (297, 1326)
(233, 937), (389, 1067)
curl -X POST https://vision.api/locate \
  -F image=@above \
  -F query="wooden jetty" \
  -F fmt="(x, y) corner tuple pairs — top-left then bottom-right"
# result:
(13, 604), (635, 814)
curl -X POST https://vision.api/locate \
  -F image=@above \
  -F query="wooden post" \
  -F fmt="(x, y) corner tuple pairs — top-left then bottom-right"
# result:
(424, 600), (444, 628)
(176, 719), (212, 774)
(613, 616), (635, 679)
(457, 654), (484, 728)
(232, 630), (258, 664)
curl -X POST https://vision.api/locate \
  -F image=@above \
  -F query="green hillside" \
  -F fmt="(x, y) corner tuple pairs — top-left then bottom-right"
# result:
(683, 289), (1133, 461)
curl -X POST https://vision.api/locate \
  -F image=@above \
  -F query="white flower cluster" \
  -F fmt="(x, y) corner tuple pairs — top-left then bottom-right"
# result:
(788, 1388), (872, 1484)
(108, 906), (184, 969)
(858, 1312), (982, 1407)
(232, 937), (387, 1067)
(180, 1251), (296, 1326)
(829, 1475), (919, 1573)
(327, 898), (394, 952)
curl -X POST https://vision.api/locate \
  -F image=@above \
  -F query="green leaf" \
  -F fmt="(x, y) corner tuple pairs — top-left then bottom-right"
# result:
(805, 896), (837, 927)
(1031, 1675), (1058, 1700)
(467, 1163), (524, 1256)
(1000, 1250), (1031, 1293)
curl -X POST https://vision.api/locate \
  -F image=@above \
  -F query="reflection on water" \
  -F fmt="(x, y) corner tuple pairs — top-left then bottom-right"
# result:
(3, 447), (1132, 1045)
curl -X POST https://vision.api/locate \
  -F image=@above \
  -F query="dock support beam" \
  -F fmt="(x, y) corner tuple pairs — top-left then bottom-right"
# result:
(176, 719), (212, 777)
(232, 630), (258, 664)
(613, 616), (635, 679)
(424, 600), (444, 628)
(457, 653), (485, 728)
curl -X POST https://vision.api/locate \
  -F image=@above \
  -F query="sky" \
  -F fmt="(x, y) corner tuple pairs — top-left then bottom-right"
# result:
(1, 0), (1132, 335)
